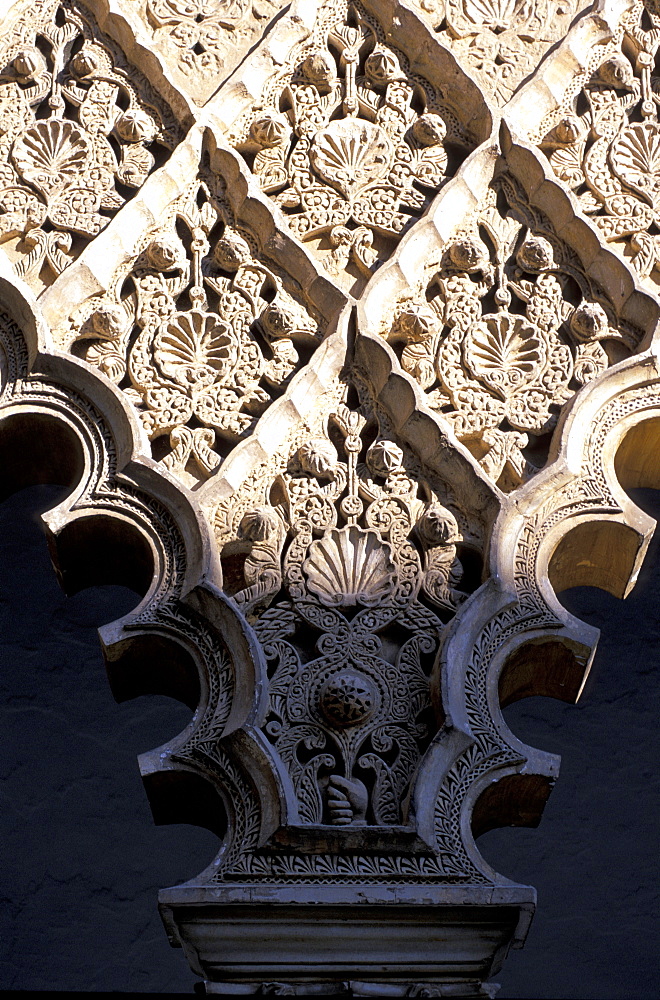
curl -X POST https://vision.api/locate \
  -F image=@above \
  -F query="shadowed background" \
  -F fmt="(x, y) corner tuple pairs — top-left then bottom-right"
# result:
(0, 484), (658, 996)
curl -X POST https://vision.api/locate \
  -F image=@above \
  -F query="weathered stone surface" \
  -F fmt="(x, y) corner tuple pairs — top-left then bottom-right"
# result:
(0, 0), (659, 994)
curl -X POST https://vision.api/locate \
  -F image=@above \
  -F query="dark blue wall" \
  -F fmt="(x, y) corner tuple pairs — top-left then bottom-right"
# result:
(0, 485), (658, 996)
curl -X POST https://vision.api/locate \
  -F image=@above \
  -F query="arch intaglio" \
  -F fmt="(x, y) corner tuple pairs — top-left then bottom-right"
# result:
(0, 0), (658, 993)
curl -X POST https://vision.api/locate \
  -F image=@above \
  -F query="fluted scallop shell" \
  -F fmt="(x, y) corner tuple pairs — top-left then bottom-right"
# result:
(155, 310), (233, 387)
(611, 121), (660, 207)
(310, 120), (393, 199)
(13, 120), (88, 196)
(465, 313), (543, 396)
(303, 525), (396, 607)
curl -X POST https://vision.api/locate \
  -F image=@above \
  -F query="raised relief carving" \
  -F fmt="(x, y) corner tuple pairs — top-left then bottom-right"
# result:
(410, 0), (584, 104)
(69, 168), (323, 487)
(231, 0), (470, 291)
(214, 372), (481, 836)
(384, 172), (641, 490)
(542, 1), (660, 287)
(2, 0), (656, 990)
(136, 0), (284, 103)
(0, 0), (179, 291)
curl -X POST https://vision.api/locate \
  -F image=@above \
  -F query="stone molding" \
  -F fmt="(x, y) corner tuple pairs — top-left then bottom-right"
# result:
(0, 0), (659, 993)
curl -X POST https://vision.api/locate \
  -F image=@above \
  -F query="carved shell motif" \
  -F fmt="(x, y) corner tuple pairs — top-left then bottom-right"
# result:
(12, 120), (89, 197)
(310, 121), (394, 200)
(610, 122), (660, 209)
(464, 313), (545, 397)
(154, 310), (234, 389)
(461, 0), (530, 30)
(303, 525), (396, 607)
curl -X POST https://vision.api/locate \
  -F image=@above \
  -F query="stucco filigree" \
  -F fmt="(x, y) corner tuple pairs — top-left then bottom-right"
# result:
(67, 156), (325, 487)
(377, 158), (645, 490)
(228, 0), (483, 291)
(212, 366), (483, 837)
(411, 0), (586, 104)
(1, 0), (659, 993)
(0, 0), (179, 292)
(130, 0), (285, 103)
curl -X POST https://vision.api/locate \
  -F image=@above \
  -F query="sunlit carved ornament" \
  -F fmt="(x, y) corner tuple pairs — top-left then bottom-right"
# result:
(542, 6), (660, 287)
(0, 0), (178, 291)
(231, 0), (464, 289)
(213, 373), (480, 837)
(386, 179), (640, 491)
(411, 0), (583, 104)
(70, 178), (323, 486)
(141, 0), (284, 100)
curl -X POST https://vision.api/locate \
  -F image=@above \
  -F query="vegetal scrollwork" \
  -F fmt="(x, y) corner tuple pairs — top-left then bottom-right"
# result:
(386, 176), (639, 490)
(215, 373), (481, 829)
(411, 0), (582, 105)
(0, 0), (177, 289)
(231, 0), (466, 288)
(141, 0), (283, 100)
(542, 2), (660, 286)
(71, 173), (323, 486)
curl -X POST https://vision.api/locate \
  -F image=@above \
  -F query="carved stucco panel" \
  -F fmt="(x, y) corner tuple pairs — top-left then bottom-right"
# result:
(409, 0), (592, 105)
(0, 0), (659, 992)
(105, 0), (288, 105)
(208, 368), (490, 841)
(215, 0), (493, 294)
(506, 0), (660, 291)
(39, 124), (345, 487)
(0, 0), (183, 293)
(359, 134), (657, 492)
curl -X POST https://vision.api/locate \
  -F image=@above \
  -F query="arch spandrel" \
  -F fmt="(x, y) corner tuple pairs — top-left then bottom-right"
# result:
(0, 0), (188, 294)
(407, 0), (596, 106)
(207, 0), (494, 295)
(0, 0), (659, 995)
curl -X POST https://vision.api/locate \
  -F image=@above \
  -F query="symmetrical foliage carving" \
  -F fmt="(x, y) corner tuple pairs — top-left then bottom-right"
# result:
(230, 0), (474, 288)
(411, 0), (585, 104)
(0, 0), (179, 289)
(213, 369), (484, 845)
(69, 166), (324, 487)
(384, 170), (642, 489)
(1, 0), (659, 989)
(542, 1), (660, 286)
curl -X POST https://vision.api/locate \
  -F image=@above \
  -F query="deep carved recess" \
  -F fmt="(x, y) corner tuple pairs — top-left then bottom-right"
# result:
(1, 0), (660, 995)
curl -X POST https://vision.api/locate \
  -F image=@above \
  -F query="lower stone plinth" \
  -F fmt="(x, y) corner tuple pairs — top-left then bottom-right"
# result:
(158, 884), (535, 995)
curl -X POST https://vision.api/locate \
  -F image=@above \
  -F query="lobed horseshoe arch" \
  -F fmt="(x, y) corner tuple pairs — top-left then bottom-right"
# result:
(1, 0), (660, 993)
(2, 215), (659, 995)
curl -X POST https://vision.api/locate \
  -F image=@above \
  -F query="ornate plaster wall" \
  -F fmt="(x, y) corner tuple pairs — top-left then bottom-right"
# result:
(0, 0), (659, 994)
